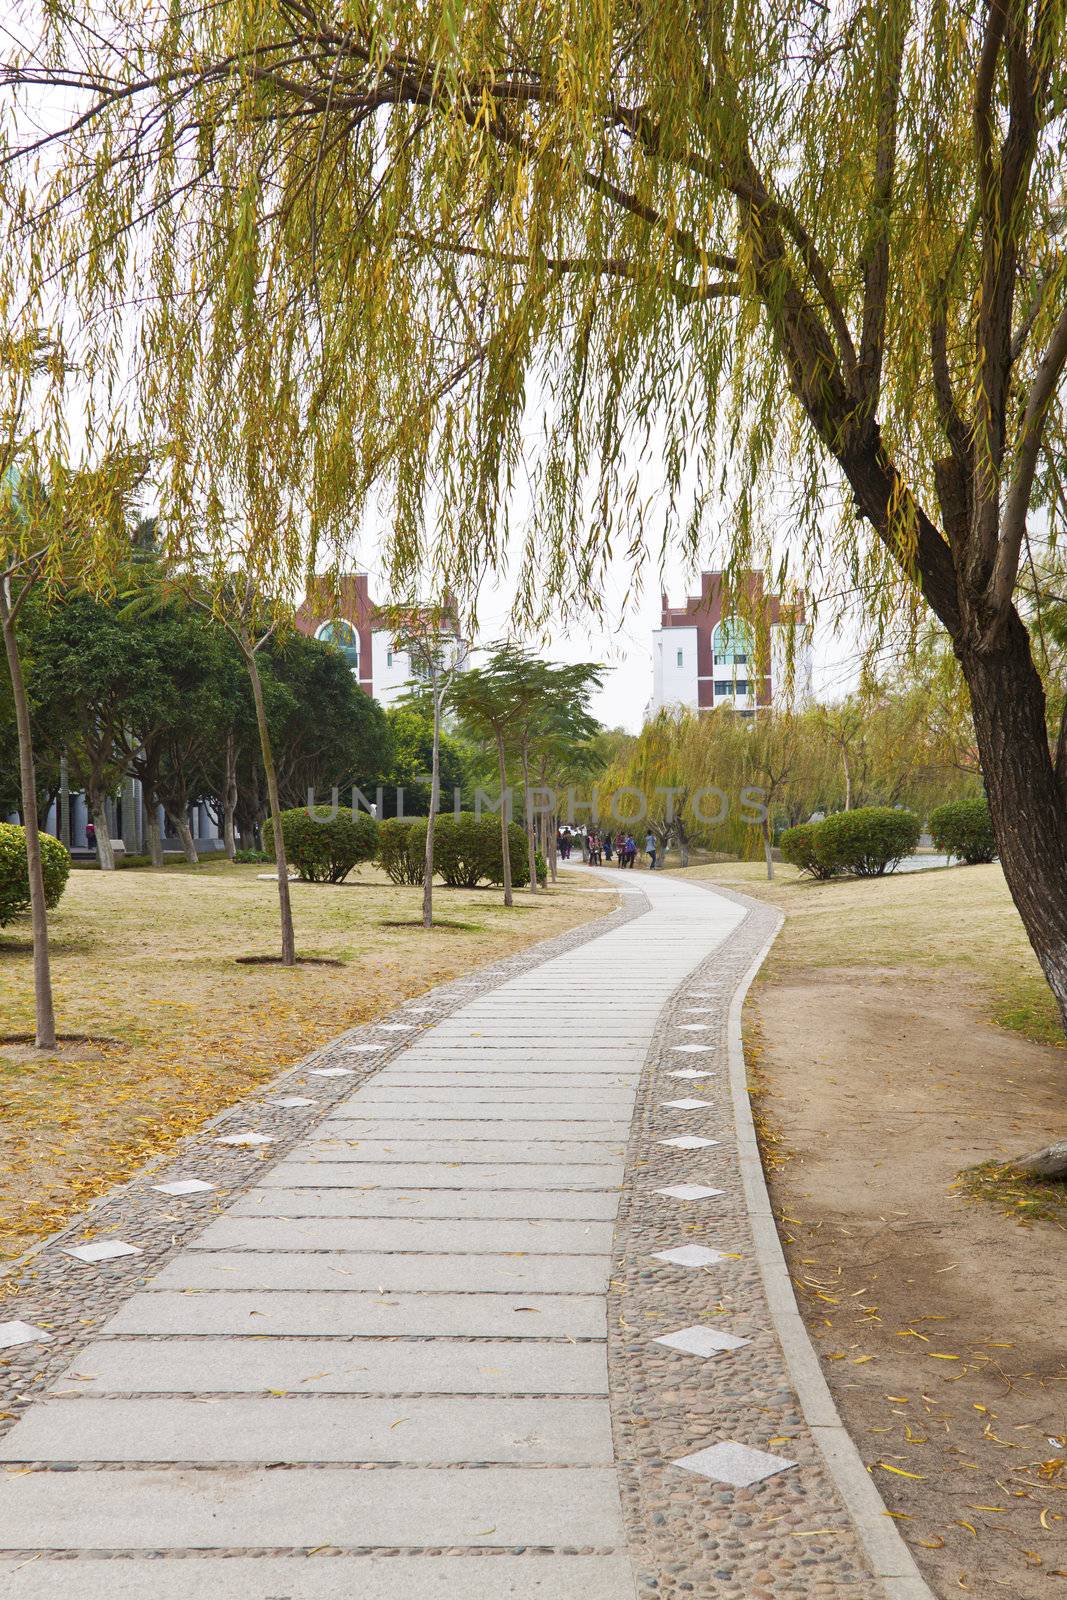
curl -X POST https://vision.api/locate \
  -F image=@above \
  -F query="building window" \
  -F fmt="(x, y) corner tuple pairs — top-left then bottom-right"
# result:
(713, 616), (752, 666)
(714, 679), (732, 695)
(676, 648), (684, 667)
(734, 679), (750, 696)
(386, 649), (393, 668)
(315, 618), (360, 671)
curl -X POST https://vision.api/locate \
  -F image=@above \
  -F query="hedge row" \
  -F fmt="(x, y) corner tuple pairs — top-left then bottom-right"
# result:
(0, 823), (72, 926)
(263, 808), (543, 888)
(781, 806), (921, 879)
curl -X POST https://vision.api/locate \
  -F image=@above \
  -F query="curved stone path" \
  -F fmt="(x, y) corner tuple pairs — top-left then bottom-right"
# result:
(0, 870), (929, 1599)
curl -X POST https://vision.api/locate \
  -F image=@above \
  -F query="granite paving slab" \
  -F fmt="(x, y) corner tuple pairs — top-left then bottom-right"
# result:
(53, 1337), (609, 1396)
(227, 1189), (622, 1220)
(186, 1216), (615, 1252)
(146, 1248), (609, 1293)
(0, 1555), (640, 1600)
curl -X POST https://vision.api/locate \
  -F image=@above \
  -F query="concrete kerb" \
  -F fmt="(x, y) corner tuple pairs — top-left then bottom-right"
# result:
(718, 887), (938, 1600)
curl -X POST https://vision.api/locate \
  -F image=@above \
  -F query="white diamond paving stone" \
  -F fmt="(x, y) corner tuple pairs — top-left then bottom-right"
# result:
(215, 1131), (274, 1147)
(659, 1136), (719, 1150)
(267, 1096), (318, 1108)
(668, 1069), (714, 1079)
(151, 1179), (216, 1196)
(654, 1245), (728, 1267)
(677, 1023), (711, 1031)
(0, 1320), (52, 1350)
(62, 1240), (142, 1263)
(376, 1023), (416, 1032)
(309, 1066), (355, 1076)
(654, 1325), (749, 1357)
(661, 1098), (712, 1109)
(671, 1043), (714, 1054)
(672, 1440), (797, 1486)
(652, 1184), (726, 1196)
(339, 1045), (381, 1054)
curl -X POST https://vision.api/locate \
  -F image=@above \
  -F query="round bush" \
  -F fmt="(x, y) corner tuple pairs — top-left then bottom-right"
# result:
(928, 796), (997, 864)
(262, 807), (378, 883)
(377, 817), (426, 885)
(780, 822), (838, 880)
(0, 823), (71, 926)
(814, 806), (921, 878)
(378, 815), (533, 888)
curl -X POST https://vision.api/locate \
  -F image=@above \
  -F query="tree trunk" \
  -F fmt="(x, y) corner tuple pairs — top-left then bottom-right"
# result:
(170, 812), (199, 864)
(958, 612), (1067, 1025)
(0, 585), (57, 1050)
(842, 750), (852, 811)
(144, 802), (164, 867)
(521, 741), (539, 893)
(423, 686), (442, 929)
(244, 642), (296, 965)
(677, 818), (691, 868)
(762, 815), (775, 881)
(91, 792), (115, 870)
(223, 733), (238, 861)
(495, 728), (513, 907)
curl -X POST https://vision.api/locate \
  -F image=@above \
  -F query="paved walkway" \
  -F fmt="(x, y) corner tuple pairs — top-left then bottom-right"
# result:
(0, 871), (921, 1599)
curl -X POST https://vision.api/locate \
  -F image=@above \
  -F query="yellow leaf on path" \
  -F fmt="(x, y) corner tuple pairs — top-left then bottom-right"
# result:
(954, 1520), (977, 1536)
(919, 1537), (945, 1549)
(876, 1463), (926, 1479)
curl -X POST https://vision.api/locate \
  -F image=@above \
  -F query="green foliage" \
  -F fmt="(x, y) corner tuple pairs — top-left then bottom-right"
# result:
(233, 848), (270, 864)
(780, 822), (838, 880)
(378, 815), (532, 888)
(0, 823), (71, 926)
(377, 817), (426, 886)
(929, 797), (997, 865)
(262, 806), (378, 884)
(379, 706), (469, 816)
(814, 807), (921, 878)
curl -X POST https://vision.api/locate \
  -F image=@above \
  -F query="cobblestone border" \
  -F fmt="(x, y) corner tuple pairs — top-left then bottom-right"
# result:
(606, 876), (935, 1600)
(0, 881), (646, 1437)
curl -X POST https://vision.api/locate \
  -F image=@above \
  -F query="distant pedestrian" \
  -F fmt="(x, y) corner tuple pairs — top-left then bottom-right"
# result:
(587, 830), (602, 866)
(602, 830), (613, 862)
(85, 819), (96, 853)
(645, 830), (657, 870)
(624, 833), (637, 867)
(615, 831), (627, 866)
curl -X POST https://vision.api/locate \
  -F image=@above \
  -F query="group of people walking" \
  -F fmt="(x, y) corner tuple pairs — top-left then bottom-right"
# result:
(556, 826), (658, 869)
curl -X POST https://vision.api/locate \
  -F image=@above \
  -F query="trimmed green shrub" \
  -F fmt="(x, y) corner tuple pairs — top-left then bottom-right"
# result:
(929, 796), (997, 864)
(378, 814), (534, 888)
(262, 807), (378, 883)
(378, 817), (426, 885)
(814, 806), (921, 878)
(780, 822), (838, 880)
(233, 848), (271, 864)
(0, 823), (72, 925)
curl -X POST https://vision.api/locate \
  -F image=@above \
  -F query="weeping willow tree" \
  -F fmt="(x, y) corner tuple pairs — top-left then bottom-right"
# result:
(5, 0), (1067, 1020)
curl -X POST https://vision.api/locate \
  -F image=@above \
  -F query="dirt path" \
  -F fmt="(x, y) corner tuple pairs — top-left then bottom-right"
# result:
(751, 962), (1067, 1597)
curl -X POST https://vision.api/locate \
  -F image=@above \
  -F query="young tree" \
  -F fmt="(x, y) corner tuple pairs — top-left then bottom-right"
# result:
(12, 4), (1067, 1021)
(383, 602), (465, 928)
(450, 652), (523, 907)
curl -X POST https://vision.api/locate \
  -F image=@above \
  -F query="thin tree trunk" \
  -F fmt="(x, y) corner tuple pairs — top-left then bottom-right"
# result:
(0, 584), (57, 1050)
(762, 815), (775, 881)
(495, 728), (513, 907)
(423, 685), (442, 928)
(144, 803), (164, 867)
(521, 740), (539, 893)
(958, 614), (1067, 1025)
(842, 750), (852, 811)
(548, 812), (558, 883)
(170, 812), (199, 864)
(244, 641), (296, 965)
(223, 733), (238, 861)
(91, 791), (116, 870)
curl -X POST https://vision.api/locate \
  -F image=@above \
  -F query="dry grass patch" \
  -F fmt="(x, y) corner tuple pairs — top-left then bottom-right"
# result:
(0, 861), (610, 1260)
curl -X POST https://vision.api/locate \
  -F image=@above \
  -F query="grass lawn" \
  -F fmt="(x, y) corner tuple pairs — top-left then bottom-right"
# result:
(0, 861), (610, 1260)
(675, 856), (1067, 1597)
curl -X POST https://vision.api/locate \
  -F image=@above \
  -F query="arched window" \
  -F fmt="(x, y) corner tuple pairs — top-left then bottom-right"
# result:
(712, 617), (751, 667)
(315, 618), (360, 670)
